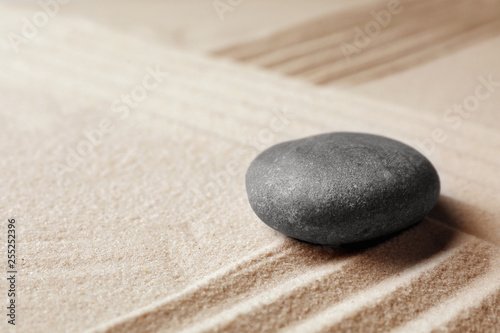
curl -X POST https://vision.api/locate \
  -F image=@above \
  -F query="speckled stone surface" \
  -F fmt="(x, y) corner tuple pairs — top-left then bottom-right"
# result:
(245, 132), (441, 246)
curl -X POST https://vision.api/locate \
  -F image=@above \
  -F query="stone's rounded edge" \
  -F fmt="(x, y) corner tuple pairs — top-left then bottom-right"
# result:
(244, 132), (442, 246)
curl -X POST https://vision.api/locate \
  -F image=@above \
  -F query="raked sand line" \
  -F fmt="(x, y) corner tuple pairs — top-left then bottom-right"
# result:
(6, 20), (499, 230)
(147, 242), (350, 332)
(316, 240), (495, 332)
(88, 239), (350, 333)
(252, 0), (459, 69)
(85, 240), (286, 332)
(9, 10), (500, 151)
(187, 220), (460, 333)
(298, 2), (498, 83)
(340, 19), (500, 86)
(268, 0), (472, 76)
(212, 0), (435, 61)
(179, 260), (352, 333)
(440, 285), (500, 333)
(90, 219), (458, 332)
(310, 16), (500, 85)
(5, 31), (500, 162)
(9, 42), (498, 194)
(284, 239), (464, 333)
(394, 254), (500, 333)
(213, 0), (500, 85)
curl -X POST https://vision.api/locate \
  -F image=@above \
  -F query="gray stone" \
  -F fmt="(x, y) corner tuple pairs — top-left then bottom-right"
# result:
(245, 132), (440, 246)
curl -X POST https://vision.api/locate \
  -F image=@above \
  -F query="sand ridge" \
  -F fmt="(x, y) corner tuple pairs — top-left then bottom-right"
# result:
(1, 6), (499, 331)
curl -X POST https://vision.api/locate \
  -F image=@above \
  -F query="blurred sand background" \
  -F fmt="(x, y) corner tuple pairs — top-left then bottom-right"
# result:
(1, 0), (499, 332)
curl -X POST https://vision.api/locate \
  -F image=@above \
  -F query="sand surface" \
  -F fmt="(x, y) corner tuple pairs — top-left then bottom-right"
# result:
(1, 1), (499, 332)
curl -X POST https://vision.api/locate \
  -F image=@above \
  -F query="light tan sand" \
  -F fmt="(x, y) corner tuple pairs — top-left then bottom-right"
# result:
(211, 0), (500, 246)
(1, 1), (500, 332)
(214, 0), (500, 85)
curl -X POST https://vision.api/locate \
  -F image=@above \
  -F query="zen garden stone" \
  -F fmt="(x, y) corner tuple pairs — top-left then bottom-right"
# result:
(245, 132), (440, 246)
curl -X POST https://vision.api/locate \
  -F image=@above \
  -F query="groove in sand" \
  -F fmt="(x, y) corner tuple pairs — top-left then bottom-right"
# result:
(213, 0), (500, 85)
(179, 220), (459, 333)
(285, 241), (465, 333)
(316, 240), (495, 332)
(90, 219), (459, 332)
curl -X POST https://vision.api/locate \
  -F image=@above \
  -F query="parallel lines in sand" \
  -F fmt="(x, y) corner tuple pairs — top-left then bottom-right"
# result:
(178, 261), (352, 333)
(4, 27), (499, 155)
(12, 83), (496, 227)
(313, 240), (495, 332)
(3, 25), (500, 238)
(90, 241), (351, 333)
(284, 241), (463, 333)
(3, 10), (500, 333)
(87, 240), (288, 332)
(210, 2), (379, 61)
(212, 0), (436, 61)
(3, 22), (500, 249)
(4, 5), (500, 147)
(4, 92), (500, 215)
(180, 220), (459, 333)
(95, 108), (500, 245)
(4, 44), (500, 183)
(308, 13), (500, 85)
(393, 255), (500, 333)
(247, 0), (454, 70)
(90, 219), (461, 332)
(213, 0), (500, 85)
(3, 7), (500, 242)
(5, 27), (499, 160)
(441, 286), (500, 333)
(336, 19), (500, 86)
(261, 0), (469, 76)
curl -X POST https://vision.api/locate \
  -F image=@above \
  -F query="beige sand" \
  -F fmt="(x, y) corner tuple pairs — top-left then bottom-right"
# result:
(1, 1), (499, 332)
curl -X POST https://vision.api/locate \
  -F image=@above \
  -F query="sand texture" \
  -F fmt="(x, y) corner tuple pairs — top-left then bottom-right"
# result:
(1, 1), (500, 332)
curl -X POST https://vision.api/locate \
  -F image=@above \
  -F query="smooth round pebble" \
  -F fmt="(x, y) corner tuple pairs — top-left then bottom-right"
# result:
(245, 132), (440, 246)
